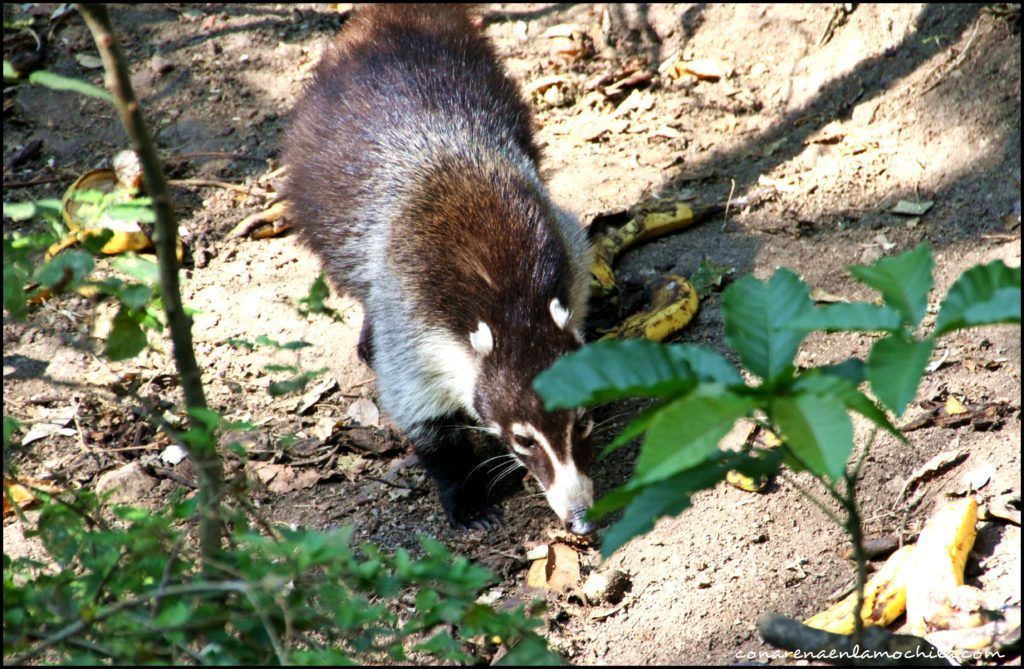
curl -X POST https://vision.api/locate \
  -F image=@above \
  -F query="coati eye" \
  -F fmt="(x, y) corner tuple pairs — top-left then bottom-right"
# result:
(514, 435), (537, 451)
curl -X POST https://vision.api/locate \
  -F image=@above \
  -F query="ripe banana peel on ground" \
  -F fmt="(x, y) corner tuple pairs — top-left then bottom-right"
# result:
(805, 497), (984, 642)
(590, 199), (701, 343)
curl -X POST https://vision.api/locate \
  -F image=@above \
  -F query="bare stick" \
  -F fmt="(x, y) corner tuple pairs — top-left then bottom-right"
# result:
(75, 3), (224, 565)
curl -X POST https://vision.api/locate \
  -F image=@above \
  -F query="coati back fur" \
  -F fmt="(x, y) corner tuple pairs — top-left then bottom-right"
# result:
(283, 4), (595, 533)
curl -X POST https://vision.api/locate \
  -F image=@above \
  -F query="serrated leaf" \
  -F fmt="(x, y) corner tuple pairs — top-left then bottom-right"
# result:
(105, 307), (147, 361)
(600, 451), (766, 556)
(28, 69), (113, 102)
(601, 403), (665, 457)
(848, 243), (933, 327)
(34, 250), (94, 289)
(866, 335), (934, 417)
(689, 257), (733, 297)
(934, 260), (1021, 336)
(793, 372), (904, 442)
(534, 339), (738, 410)
(533, 339), (690, 409)
(770, 394), (854, 481)
(633, 388), (757, 487)
(787, 303), (902, 332)
(722, 268), (813, 382)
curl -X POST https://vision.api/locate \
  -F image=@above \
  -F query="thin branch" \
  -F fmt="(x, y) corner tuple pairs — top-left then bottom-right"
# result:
(75, 3), (225, 566)
(9, 580), (249, 665)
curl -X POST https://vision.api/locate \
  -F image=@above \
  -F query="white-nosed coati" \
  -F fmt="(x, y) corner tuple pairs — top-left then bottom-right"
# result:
(283, 4), (595, 534)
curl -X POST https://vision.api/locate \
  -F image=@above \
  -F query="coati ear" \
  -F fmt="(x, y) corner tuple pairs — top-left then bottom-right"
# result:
(469, 321), (494, 356)
(549, 298), (571, 330)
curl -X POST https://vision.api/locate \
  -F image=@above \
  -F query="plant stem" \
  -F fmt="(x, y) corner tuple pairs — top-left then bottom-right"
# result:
(842, 427), (878, 648)
(75, 3), (224, 565)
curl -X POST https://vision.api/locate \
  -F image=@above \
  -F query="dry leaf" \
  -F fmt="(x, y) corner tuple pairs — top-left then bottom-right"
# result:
(3, 477), (64, 516)
(22, 406), (78, 446)
(539, 23), (583, 39)
(525, 542), (580, 592)
(346, 398), (380, 428)
(945, 396), (968, 415)
(252, 463), (322, 493)
(526, 74), (570, 95)
(75, 53), (104, 69)
(890, 200), (934, 216)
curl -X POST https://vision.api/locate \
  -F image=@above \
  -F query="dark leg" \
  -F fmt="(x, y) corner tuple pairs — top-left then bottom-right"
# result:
(411, 414), (503, 531)
(357, 316), (374, 367)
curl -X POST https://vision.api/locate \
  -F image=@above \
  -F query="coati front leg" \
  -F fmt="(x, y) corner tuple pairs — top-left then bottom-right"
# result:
(411, 413), (503, 530)
(357, 316), (374, 367)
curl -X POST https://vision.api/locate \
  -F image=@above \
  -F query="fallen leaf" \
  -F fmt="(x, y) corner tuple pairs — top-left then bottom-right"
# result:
(810, 287), (849, 303)
(346, 398), (380, 428)
(525, 542), (580, 592)
(525, 74), (570, 95)
(75, 53), (104, 69)
(22, 406), (78, 446)
(945, 396), (968, 415)
(160, 444), (188, 465)
(3, 477), (64, 516)
(539, 23), (584, 39)
(959, 462), (995, 493)
(296, 377), (338, 415)
(890, 200), (934, 216)
(897, 446), (969, 506)
(252, 463), (323, 493)
(874, 232), (896, 251)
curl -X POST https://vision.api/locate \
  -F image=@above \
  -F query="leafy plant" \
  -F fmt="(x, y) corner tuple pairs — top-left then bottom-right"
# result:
(535, 244), (1020, 558)
(4, 7), (558, 665)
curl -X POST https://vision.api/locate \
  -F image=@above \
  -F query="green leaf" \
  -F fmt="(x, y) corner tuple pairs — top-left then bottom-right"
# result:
(793, 372), (904, 442)
(633, 387), (757, 487)
(269, 369), (327, 397)
(300, 273), (331, 313)
(601, 403), (665, 457)
(786, 303), (902, 332)
(111, 254), (159, 284)
(3, 199), (63, 222)
(770, 394), (854, 481)
(34, 250), (94, 289)
(866, 335), (934, 417)
(534, 339), (738, 410)
(118, 284), (152, 310)
(722, 268), (813, 382)
(27, 69), (113, 103)
(4, 262), (29, 320)
(105, 307), (148, 361)
(689, 257), (733, 297)
(817, 358), (866, 384)
(496, 635), (563, 666)
(106, 201), (156, 223)
(934, 260), (1021, 336)
(4, 416), (21, 449)
(600, 451), (769, 556)
(848, 243), (934, 327)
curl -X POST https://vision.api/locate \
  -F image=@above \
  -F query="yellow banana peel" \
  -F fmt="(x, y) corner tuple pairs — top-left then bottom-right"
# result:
(905, 497), (980, 637)
(589, 200), (696, 297)
(599, 274), (698, 342)
(726, 469), (768, 493)
(804, 544), (915, 634)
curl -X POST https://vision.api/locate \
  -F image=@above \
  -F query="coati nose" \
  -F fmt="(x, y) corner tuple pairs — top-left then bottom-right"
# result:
(567, 507), (596, 535)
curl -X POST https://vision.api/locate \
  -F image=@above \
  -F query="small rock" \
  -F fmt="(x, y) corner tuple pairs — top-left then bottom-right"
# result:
(581, 569), (630, 605)
(95, 462), (158, 505)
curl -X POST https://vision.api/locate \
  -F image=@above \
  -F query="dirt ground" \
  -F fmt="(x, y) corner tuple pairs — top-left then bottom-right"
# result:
(3, 3), (1021, 665)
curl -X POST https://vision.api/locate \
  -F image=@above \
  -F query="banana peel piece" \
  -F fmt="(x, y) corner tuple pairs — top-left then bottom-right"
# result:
(905, 497), (980, 637)
(599, 273), (698, 342)
(590, 200), (696, 297)
(804, 545), (916, 634)
(46, 168), (183, 262)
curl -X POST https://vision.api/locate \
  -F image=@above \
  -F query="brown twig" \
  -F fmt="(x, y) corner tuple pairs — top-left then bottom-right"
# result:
(76, 3), (223, 566)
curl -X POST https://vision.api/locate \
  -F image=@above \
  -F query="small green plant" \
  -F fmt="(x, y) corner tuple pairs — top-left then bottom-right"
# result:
(3, 10), (558, 664)
(535, 243), (1019, 558)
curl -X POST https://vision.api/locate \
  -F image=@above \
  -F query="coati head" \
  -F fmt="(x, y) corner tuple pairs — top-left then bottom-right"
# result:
(469, 298), (596, 535)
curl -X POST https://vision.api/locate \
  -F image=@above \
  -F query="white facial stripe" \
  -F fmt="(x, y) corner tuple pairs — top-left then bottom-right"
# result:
(512, 421), (593, 523)
(469, 321), (493, 356)
(545, 457), (594, 523)
(549, 298), (571, 330)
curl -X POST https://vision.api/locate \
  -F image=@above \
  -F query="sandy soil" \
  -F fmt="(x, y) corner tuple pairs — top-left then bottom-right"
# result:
(3, 3), (1021, 665)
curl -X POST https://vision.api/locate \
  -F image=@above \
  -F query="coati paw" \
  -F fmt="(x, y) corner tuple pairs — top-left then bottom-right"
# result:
(444, 495), (503, 532)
